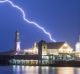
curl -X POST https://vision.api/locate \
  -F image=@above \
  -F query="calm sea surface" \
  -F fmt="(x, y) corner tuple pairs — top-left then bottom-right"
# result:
(0, 66), (80, 74)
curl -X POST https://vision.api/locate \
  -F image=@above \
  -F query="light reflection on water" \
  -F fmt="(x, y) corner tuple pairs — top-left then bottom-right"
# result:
(56, 67), (74, 74)
(0, 66), (80, 74)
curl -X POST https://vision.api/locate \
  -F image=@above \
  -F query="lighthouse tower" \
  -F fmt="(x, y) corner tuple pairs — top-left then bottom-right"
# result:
(75, 35), (80, 52)
(15, 31), (21, 53)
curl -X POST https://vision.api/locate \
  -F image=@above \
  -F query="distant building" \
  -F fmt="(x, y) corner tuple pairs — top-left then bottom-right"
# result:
(37, 40), (73, 55)
(75, 36), (80, 52)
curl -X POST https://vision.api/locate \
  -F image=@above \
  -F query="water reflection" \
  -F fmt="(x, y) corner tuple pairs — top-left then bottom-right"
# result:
(75, 68), (80, 74)
(56, 67), (74, 74)
(12, 66), (79, 74)
(39, 67), (50, 74)
(13, 66), (39, 74)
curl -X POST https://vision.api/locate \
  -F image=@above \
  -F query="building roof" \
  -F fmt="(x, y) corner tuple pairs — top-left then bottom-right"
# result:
(47, 42), (65, 49)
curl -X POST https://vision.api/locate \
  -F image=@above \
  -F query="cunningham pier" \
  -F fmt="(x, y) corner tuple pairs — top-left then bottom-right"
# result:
(0, 31), (80, 67)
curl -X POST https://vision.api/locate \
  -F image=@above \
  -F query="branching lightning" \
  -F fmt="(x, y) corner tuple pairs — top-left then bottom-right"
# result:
(0, 0), (56, 42)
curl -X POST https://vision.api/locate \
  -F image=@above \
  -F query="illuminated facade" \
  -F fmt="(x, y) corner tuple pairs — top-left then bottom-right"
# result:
(37, 40), (73, 56)
(22, 40), (73, 56)
(23, 43), (38, 55)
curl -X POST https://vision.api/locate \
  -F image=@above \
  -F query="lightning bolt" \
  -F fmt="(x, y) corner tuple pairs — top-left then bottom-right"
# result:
(0, 0), (56, 42)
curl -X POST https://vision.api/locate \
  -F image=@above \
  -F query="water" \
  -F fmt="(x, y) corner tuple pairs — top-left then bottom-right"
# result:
(0, 66), (80, 74)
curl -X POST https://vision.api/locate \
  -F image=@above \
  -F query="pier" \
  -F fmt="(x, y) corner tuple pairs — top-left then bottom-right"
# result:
(0, 52), (80, 67)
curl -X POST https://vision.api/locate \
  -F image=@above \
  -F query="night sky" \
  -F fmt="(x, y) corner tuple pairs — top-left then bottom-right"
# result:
(0, 0), (80, 51)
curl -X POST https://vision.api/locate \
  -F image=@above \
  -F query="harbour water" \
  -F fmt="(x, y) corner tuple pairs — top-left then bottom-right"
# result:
(0, 66), (80, 74)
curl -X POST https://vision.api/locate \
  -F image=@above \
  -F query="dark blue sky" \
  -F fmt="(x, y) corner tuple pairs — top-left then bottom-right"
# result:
(0, 0), (80, 51)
